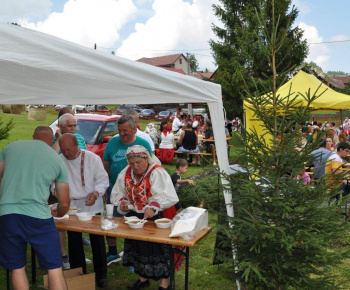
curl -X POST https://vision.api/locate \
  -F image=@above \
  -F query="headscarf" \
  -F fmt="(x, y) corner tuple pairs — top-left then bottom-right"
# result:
(126, 145), (160, 165)
(162, 124), (172, 136)
(147, 123), (154, 128)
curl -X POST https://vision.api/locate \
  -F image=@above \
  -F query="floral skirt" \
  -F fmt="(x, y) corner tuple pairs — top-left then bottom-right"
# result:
(123, 211), (170, 280)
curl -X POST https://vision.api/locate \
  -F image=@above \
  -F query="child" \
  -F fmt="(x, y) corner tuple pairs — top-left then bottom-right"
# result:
(163, 159), (195, 220)
(295, 167), (311, 185)
(171, 159), (196, 195)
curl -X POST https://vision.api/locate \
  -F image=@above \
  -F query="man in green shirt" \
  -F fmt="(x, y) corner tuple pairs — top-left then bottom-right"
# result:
(0, 126), (70, 289)
(103, 115), (152, 265)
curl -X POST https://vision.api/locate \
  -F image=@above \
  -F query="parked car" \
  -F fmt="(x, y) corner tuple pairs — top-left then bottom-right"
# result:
(50, 113), (120, 159)
(94, 105), (112, 115)
(55, 105), (71, 111)
(75, 104), (95, 113)
(139, 109), (156, 120)
(155, 110), (173, 122)
(116, 104), (144, 114)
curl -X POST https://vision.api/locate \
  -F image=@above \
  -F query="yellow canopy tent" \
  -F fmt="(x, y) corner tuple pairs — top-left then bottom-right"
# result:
(244, 70), (350, 136)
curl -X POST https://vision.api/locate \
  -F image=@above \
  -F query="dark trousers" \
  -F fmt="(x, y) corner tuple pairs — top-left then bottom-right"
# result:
(67, 231), (107, 281)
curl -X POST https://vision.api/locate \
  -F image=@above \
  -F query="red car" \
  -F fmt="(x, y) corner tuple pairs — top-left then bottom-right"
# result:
(50, 113), (120, 159)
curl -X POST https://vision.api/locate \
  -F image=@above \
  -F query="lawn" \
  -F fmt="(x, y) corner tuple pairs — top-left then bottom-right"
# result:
(0, 109), (240, 289)
(0, 110), (350, 289)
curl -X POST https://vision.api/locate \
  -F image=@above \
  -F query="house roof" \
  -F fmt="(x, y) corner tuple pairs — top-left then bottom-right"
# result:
(327, 78), (345, 89)
(161, 67), (186, 75)
(137, 54), (185, 66)
(313, 70), (345, 89)
(332, 76), (350, 84)
(193, 71), (216, 80)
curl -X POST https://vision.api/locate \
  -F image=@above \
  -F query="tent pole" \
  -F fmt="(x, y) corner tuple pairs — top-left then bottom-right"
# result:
(340, 110), (343, 126)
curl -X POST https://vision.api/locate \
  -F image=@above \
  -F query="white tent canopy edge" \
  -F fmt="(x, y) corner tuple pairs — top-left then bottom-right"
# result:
(0, 22), (233, 217)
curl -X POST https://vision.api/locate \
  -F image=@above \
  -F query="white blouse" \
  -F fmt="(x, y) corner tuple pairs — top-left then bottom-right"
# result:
(111, 164), (179, 215)
(159, 132), (175, 149)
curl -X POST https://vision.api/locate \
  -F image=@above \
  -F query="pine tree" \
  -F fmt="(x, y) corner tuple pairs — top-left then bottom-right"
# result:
(210, 0), (308, 118)
(215, 1), (350, 289)
(0, 118), (14, 142)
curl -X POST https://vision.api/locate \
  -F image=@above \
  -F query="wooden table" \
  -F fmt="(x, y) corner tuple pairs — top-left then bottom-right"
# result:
(52, 216), (211, 290)
(55, 215), (211, 247)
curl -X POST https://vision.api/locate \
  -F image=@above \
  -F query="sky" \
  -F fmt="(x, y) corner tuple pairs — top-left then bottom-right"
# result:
(1, 0), (350, 74)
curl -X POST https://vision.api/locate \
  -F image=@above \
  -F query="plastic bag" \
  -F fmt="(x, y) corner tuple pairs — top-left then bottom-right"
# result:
(169, 207), (208, 240)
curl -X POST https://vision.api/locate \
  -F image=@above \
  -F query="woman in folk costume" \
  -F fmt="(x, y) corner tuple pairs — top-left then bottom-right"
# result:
(156, 124), (175, 164)
(111, 145), (179, 290)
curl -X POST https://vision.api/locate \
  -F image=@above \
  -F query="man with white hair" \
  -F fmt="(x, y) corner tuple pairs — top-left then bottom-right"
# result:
(52, 113), (87, 153)
(51, 113), (88, 269)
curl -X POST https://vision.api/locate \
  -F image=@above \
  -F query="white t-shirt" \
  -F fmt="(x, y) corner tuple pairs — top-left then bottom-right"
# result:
(115, 129), (155, 151)
(159, 132), (175, 149)
(136, 129), (155, 151)
(172, 117), (184, 132)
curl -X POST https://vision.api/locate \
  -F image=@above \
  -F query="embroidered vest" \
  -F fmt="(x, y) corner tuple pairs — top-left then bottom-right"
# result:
(124, 164), (161, 211)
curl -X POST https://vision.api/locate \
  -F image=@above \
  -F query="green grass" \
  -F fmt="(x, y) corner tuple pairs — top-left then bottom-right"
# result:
(1, 110), (350, 289)
(0, 214), (238, 290)
(0, 110), (58, 150)
(0, 110), (239, 289)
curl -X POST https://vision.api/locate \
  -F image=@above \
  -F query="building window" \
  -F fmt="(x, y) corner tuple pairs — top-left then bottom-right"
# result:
(179, 58), (182, 64)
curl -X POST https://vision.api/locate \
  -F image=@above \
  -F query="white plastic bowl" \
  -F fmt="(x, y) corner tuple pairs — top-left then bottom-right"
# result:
(75, 212), (94, 221)
(67, 208), (79, 215)
(155, 218), (172, 229)
(126, 220), (146, 229)
(124, 216), (139, 222)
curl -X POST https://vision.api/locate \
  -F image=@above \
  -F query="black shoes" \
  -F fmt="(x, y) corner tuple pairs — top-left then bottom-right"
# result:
(159, 287), (169, 290)
(97, 278), (108, 288)
(127, 279), (150, 290)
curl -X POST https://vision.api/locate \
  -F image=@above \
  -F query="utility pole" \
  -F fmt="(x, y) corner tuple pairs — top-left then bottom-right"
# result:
(186, 52), (191, 75)
(186, 53), (193, 116)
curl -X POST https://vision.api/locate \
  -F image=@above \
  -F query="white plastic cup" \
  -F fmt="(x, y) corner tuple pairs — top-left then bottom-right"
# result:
(106, 204), (114, 219)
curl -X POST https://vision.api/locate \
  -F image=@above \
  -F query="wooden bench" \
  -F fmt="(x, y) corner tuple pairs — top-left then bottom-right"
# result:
(174, 151), (213, 166)
(227, 144), (234, 155)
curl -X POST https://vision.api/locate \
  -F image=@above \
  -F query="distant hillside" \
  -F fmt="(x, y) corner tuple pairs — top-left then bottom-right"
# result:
(327, 70), (349, 76)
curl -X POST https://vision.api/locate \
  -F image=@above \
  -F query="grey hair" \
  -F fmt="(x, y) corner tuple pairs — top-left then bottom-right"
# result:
(123, 109), (139, 117)
(58, 113), (76, 126)
(118, 115), (135, 128)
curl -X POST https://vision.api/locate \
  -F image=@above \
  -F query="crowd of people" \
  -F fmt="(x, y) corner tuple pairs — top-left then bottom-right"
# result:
(0, 107), (198, 290)
(296, 120), (350, 210)
(151, 107), (228, 166)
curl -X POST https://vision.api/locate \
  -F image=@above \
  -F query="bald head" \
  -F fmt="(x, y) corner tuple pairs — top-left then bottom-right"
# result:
(58, 107), (74, 119)
(33, 126), (54, 146)
(59, 133), (79, 160)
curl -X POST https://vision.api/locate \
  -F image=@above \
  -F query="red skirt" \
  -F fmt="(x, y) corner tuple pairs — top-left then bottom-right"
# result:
(156, 148), (175, 164)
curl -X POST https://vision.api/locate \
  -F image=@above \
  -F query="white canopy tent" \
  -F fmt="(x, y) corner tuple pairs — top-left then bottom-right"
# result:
(0, 22), (233, 217)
